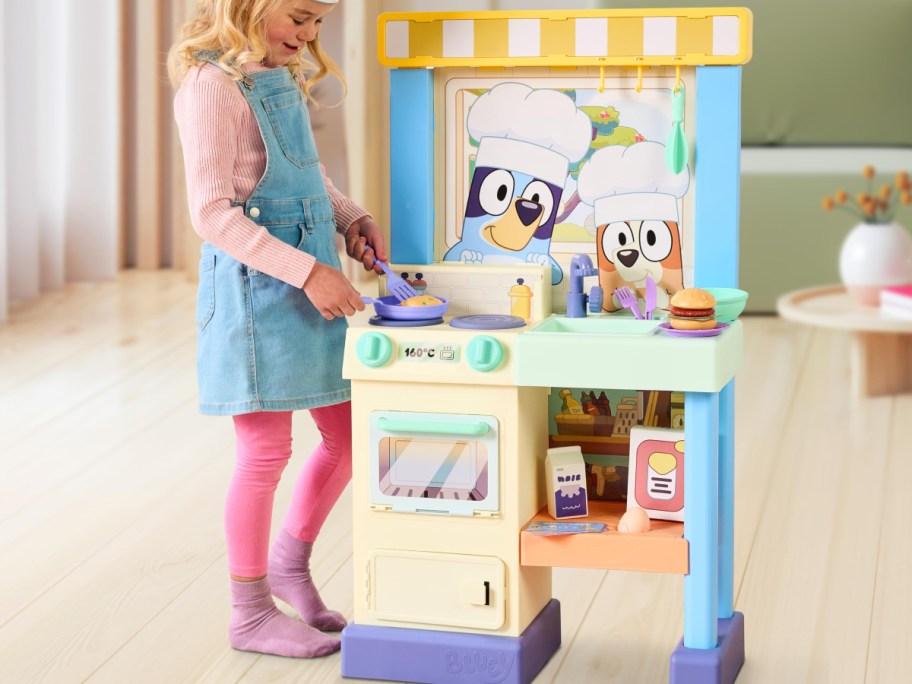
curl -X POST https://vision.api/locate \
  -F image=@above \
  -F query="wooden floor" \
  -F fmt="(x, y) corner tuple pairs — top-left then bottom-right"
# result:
(2, 270), (910, 684)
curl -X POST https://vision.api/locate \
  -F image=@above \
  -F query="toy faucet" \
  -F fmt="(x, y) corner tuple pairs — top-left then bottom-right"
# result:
(566, 254), (603, 318)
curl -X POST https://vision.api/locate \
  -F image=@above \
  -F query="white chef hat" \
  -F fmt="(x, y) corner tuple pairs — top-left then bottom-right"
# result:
(577, 141), (690, 225)
(469, 83), (592, 187)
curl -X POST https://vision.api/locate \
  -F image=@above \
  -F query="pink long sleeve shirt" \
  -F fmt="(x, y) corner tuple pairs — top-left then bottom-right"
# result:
(174, 62), (370, 288)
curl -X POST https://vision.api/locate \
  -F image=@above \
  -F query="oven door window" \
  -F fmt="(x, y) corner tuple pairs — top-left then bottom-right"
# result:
(369, 411), (499, 516)
(380, 437), (489, 501)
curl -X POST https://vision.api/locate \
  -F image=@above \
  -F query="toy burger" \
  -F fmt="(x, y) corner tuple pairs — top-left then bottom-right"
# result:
(667, 288), (717, 330)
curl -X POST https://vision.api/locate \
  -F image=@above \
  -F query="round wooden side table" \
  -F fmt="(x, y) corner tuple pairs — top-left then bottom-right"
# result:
(777, 285), (912, 396)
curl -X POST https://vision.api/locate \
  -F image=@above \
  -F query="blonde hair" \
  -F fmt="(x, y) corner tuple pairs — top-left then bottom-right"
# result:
(167, 0), (345, 104)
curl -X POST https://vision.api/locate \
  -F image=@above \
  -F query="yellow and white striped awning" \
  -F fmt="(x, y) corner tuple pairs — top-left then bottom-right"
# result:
(379, 8), (752, 68)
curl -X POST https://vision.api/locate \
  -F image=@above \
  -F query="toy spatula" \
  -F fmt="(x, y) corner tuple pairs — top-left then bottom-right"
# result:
(665, 87), (688, 174)
(377, 261), (419, 301)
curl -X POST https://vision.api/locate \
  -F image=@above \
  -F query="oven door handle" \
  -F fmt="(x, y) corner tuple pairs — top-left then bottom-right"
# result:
(376, 417), (491, 436)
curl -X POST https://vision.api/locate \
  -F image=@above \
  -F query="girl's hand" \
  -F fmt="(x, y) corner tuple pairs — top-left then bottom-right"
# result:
(344, 217), (387, 273)
(302, 262), (366, 320)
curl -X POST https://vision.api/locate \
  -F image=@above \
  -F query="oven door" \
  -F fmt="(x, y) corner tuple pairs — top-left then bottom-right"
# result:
(368, 411), (500, 516)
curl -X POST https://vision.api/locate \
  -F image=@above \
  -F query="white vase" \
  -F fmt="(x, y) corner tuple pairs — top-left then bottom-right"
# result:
(838, 221), (912, 306)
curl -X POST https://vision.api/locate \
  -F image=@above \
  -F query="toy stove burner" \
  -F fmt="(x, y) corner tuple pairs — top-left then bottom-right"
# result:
(368, 315), (444, 327)
(449, 314), (526, 330)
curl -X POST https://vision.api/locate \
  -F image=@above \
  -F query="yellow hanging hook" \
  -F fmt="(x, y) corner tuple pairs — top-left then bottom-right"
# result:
(636, 66), (643, 93)
(599, 65), (605, 93)
(675, 64), (681, 93)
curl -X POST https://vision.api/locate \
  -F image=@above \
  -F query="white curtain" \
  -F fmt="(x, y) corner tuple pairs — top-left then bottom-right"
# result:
(0, 1), (6, 323)
(0, 0), (121, 323)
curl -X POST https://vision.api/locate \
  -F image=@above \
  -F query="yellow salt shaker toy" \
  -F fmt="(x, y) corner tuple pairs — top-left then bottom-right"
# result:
(509, 278), (532, 320)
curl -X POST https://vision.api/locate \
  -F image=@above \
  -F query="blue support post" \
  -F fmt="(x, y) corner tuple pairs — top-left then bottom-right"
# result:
(718, 380), (735, 619)
(684, 391), (719, 649)
(694, 66), (742, 289)
(389, 68), (435, 265)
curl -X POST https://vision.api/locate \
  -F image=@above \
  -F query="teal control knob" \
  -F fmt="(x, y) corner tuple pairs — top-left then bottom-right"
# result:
(467, 335), (503, 372)
(356, 332), (392, 368)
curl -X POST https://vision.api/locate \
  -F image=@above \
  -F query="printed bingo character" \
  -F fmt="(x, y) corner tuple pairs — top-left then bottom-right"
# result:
(576, 141), (690, 311)
(444, 83), (592, 285)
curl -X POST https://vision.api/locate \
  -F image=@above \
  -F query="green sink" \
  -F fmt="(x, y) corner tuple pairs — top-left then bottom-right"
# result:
(528, 315), (661, 336)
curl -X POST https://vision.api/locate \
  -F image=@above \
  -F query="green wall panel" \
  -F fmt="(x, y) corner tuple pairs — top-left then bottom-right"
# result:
(595, 0), (912, 145)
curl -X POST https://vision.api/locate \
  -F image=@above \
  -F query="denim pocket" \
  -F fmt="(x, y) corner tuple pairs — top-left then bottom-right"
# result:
(197, 252), (215, 330)
(262, 90), (318, 169)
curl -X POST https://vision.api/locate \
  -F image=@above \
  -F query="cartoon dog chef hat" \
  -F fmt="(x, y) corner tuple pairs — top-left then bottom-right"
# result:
(577, 141), (690, 226)
(469, 83), (592, 188)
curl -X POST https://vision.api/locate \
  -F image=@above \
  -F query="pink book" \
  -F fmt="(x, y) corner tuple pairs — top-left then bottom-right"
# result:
(882, 285), (912, 297)
(880, 285), (912, 316)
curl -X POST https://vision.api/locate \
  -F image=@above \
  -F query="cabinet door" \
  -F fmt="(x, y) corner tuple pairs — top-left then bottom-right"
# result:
(368, 549), (505, 630)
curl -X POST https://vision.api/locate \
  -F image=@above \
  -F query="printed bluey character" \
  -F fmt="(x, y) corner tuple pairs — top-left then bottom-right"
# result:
(577, 141), (690, 310)
(444, 83), (592, 285)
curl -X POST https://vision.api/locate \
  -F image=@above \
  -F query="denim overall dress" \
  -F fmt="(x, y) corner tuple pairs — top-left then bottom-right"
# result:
(196, 64), (350, 415)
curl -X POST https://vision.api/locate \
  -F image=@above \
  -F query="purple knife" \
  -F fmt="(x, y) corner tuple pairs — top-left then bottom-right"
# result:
(645, 276), (657, 320)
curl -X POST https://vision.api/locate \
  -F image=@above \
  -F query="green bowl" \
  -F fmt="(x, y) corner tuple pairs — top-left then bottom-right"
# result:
(703, 287), (749, 323)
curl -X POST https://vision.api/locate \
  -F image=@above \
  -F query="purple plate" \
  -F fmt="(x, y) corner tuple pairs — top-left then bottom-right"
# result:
(658, 321), (730, 338)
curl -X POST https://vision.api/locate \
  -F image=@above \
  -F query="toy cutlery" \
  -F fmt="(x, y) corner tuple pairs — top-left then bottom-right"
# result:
(615, 286), (644, 320)
(644, 276), (657, 320)
(377, 261), (419, 301)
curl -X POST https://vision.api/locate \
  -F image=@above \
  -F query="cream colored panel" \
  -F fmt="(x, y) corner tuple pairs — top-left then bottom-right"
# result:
(369, 549), (505, 630)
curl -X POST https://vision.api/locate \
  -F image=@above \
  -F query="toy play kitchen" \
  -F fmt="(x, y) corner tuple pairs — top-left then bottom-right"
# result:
(341, 8), (752, 684)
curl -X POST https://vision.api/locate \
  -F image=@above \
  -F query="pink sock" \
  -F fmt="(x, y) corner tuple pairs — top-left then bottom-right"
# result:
(269, 530), (347, 632)
(228, 577), (340, 658)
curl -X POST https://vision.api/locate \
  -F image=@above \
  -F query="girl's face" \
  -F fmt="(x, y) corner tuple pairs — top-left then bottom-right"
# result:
(263, 0), (335, 67)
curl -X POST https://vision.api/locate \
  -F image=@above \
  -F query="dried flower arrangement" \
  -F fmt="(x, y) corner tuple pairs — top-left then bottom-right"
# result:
(822, 166), (911, 224)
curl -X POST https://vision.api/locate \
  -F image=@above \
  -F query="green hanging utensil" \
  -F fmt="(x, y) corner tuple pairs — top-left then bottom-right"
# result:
(665, 86), (688, 174)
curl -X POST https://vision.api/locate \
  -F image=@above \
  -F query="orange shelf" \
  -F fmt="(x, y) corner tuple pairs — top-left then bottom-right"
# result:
(520, 501), (688, 574)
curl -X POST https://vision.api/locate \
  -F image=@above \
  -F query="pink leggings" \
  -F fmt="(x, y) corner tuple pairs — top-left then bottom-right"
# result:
(226, 401), (352, 577)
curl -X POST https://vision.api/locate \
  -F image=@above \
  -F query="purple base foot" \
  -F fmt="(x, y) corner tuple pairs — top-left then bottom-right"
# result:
(670, 612), (745, 684)
(341, 599), (561, 684)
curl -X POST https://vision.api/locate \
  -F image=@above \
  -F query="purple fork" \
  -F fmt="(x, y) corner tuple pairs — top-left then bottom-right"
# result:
(615, 286), (645, 320)
(377, 261), (419, 301)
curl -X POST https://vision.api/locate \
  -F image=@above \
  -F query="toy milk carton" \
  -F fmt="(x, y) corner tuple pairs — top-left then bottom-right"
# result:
(627, 427), (684, 522)
(545, 446), (588, 519)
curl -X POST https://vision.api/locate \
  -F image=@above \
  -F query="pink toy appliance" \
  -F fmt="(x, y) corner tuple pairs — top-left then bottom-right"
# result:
(627, 426), (685, 522)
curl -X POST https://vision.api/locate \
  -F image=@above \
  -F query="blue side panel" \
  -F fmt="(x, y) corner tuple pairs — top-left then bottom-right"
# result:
(694, 67), (742, 288)
(390, 68), (434, 265)
(718, 380), (736, 619)
(684, 391), (719, 650)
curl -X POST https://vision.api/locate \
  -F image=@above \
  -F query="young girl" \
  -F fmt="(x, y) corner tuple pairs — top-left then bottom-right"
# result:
(169, 0), (384, 659)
